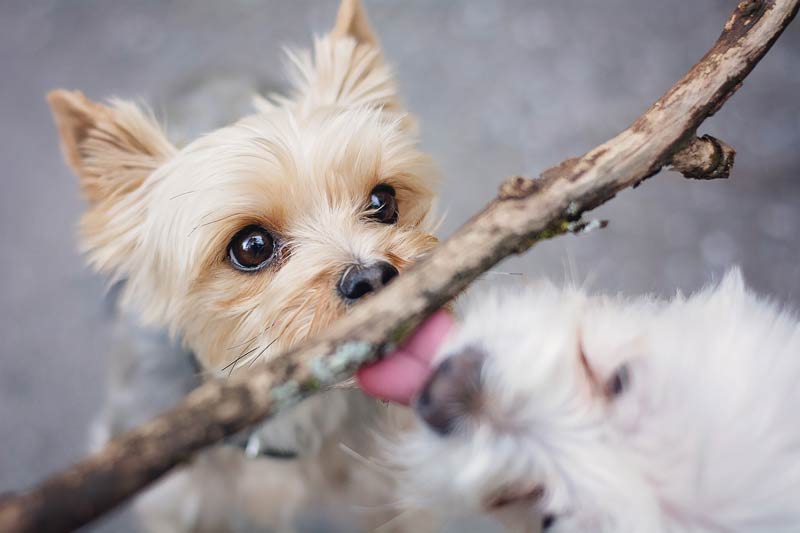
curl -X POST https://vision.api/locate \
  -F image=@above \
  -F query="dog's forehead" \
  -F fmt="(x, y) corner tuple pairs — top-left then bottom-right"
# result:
(579, 296), (660, 373)
(442, 286), (587, 403)
(147, 107), (422, 230)
(456, 285), (583, 355)
(169, 108), (396, 192)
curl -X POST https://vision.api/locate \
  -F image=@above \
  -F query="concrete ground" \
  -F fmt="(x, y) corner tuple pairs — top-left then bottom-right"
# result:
(1, 1), (798, 531)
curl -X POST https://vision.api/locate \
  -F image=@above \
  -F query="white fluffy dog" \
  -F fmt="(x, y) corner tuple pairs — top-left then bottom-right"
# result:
(390, 271), (800, 532)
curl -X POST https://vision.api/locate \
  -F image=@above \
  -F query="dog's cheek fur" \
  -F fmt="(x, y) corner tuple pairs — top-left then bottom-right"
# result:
(183, 263), (343, 372)
(180, 223), (438, 373)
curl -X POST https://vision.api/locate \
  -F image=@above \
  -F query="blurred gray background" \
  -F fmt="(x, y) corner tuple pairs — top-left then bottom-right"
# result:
(1, 0), (798, 531)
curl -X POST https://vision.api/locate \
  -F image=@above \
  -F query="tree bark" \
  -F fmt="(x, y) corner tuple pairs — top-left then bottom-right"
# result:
(1, 1), (797, 531)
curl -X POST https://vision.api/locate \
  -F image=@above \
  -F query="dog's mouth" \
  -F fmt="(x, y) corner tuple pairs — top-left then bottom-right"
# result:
(356, 310), (454, 405)
(484, 484), (559, 531)
(484, 483), (544, 510)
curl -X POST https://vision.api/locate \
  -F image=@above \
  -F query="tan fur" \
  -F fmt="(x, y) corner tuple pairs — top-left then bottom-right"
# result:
(48, 1), (437, 530)
(46, 90), (175, 202)
(332, 0), (378, 45)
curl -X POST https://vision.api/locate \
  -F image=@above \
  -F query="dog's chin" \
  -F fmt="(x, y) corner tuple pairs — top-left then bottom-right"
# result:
(237, 304), (356, 455)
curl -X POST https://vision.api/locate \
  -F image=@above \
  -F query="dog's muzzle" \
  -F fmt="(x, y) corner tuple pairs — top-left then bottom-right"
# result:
(414, 346), (487, 435)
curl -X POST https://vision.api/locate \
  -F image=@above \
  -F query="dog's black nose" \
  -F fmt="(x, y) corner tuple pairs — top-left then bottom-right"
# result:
(415, 347), (486, 435)
(338, 261), (399, 301)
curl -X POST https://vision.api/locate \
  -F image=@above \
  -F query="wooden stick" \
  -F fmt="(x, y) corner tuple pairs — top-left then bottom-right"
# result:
(1, 1), (797, 531)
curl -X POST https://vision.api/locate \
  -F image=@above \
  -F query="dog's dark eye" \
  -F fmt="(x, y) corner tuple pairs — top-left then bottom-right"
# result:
(605, 364), (630, 398)
(366, 184), (398, 224)
(228, 225), (275, 271)
(542, 514), (558, 530)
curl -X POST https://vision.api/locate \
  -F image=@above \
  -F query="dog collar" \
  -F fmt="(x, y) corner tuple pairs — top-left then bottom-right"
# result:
(241, 432), (299, 460)
(226, 430), (299, 460)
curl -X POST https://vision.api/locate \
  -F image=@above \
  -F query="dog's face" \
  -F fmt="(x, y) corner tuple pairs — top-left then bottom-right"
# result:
(47, 1), (437, 373)
(394, 272), (795, 532)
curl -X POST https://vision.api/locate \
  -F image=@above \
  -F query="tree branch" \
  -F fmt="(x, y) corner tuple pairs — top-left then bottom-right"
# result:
(2, 1), (797, 531)
(670, 135), (736, 180)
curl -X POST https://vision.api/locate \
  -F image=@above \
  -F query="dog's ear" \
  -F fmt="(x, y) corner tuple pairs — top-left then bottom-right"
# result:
(47, 90), (176, 288)
(279, 0), (409, 118)
(331, 0), (378, 45)
(47, 90), (175, 204)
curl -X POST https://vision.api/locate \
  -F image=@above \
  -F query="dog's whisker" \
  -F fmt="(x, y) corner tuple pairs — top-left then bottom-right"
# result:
(232, 336), (258, 356)
(349, 500), (403, 513)
(240, 317), (282, 369)
(374, 509), (416, 531)
(226, 326), (271, 351)
(222, 344), (261, 376)
(226, 336), (258, 352)
(338, 443), (393, 477)
(188, 213), (241, 237)
(244, 346), (271, 369)
(273, 291), (316, 342)
(244, 335), (281, 369)
(197, 209), (220, 222)
(241, 294), (316, 370)
(429, 211), (447, 234)
(168, 189), (198, 200)
(485, 270), (525, 276)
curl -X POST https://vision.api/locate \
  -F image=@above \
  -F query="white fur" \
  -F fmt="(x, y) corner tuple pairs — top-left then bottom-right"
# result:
(394, 271), (800, 532)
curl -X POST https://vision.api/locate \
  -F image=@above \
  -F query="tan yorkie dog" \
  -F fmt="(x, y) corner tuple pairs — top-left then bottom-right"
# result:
(47, 1), (437, 531)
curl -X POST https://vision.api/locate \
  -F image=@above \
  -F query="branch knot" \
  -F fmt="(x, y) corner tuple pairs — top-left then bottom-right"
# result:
(669, 135), (736, 180)
(498, 175), (541, 200)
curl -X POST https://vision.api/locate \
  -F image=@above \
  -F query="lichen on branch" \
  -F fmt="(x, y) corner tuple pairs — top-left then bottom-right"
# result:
(1, 1), (798, 531)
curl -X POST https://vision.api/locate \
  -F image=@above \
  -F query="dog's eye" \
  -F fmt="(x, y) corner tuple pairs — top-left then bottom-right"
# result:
(605, 364), (630, 398)
(228, 225), (275, 271)
(366, 184), (398, 224)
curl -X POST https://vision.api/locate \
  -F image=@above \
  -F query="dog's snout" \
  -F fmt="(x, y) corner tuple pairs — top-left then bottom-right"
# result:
(338, 261), (399, 301)
(415, 347), (486, 435)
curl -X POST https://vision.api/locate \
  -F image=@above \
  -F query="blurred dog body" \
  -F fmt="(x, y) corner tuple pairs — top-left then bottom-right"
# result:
(48, 1), (437, 530)
(394, 271), (800, 532)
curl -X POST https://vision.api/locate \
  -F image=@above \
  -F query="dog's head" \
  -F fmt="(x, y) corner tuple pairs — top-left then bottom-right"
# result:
(394, 283), (655, 531)
(47, 0), (437, 373)
(393, 272), (793, 531)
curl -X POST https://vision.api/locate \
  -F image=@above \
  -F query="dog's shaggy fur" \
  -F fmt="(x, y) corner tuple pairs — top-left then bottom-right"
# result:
(394, 271), (800, 532)
(48, 1), (437, 530)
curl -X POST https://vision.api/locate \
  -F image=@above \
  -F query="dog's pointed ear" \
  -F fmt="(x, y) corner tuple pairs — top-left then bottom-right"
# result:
(47, 89), (175, 204)
(281, 0), (412, 120)
(331, 0), (378, 45)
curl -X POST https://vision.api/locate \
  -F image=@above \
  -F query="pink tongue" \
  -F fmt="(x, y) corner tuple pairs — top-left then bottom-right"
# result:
(356, 310), (454, 405)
